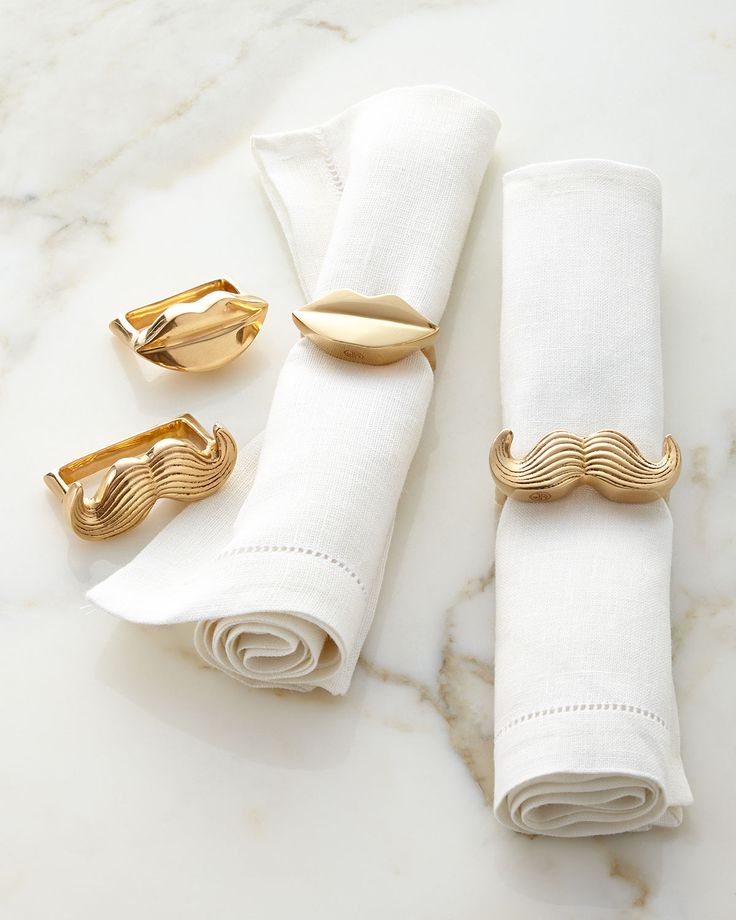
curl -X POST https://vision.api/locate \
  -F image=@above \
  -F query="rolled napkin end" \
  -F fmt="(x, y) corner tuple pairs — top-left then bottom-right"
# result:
(503, 158), (662, 201)
(494, 705), (692, 837)
(193, 612), (341, 694)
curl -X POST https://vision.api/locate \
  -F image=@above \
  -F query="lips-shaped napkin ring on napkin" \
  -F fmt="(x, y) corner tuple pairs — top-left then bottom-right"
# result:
(293, 290), (439, 369)
(87, 85), (501, 693)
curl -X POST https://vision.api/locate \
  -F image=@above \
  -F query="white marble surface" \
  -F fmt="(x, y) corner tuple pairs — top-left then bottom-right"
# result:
(2, 0), (735, 916)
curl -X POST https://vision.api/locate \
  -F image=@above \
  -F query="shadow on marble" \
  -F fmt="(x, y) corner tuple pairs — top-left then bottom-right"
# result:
(494, 828), (671, 913)
(95, 619), (363, 769)
(52, 495), (185, 587)
(107, 328), (273, 417)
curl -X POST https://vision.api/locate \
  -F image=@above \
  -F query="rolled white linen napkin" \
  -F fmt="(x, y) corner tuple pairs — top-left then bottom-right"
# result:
(493, 160), (692, 836)
(89, 86), (500, 693)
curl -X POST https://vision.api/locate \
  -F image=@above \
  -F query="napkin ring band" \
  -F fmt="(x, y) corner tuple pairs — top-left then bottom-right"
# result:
(110, 278), (268, 372)
(44, 414), (237, 540)
(292, 289), (439, 370)
(490, 429), (681, 504)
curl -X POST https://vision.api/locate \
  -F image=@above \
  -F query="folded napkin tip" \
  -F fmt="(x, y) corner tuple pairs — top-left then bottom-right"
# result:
(503, 158), (662, 196)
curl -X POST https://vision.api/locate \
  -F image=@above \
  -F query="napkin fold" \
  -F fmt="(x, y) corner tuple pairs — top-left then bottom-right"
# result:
(493, 160), (692, 835)
(89, 86), (500, 693)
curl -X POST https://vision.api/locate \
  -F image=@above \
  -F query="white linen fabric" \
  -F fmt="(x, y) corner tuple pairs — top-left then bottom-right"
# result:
(89, 86), (500, 693)
(493, 160), (692, 836)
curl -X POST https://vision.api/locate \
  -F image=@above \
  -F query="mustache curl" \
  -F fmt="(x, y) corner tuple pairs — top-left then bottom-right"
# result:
(490, 429), (681, 504)
(64, 425), (237, 539)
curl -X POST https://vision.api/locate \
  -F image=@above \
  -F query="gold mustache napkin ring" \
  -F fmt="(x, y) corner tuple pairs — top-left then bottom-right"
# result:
(292, 289), (439, 369)
(490, 429), (681, 504)
(110, 278), (268, 372)
(44, 414), (237, 540)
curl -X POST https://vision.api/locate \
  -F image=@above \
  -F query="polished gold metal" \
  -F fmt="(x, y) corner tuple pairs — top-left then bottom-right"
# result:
(44, 414), (237, 540)
(490, 429), (681, 504)
(292, 290), (438, 369)
(110, 279), (268, 372)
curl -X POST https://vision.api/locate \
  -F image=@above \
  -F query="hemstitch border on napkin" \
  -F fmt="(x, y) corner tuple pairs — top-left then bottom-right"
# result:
(494, 702), (668, 740)
(216, 544), (367, 595)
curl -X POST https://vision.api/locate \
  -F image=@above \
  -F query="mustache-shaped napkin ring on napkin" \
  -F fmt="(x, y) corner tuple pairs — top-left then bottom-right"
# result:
(45, 414), (237, 539)
(493, 159), (691, 837)
(490, 428), (681, 504)
(110, 278), (268, 372)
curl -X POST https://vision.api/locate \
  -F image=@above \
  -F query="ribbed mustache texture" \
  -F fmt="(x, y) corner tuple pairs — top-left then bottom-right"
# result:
(64, 425), (237, 539)
(490, 429), (681, 503)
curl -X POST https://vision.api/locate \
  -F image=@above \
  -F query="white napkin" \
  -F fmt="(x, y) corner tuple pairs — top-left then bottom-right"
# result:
(89, 86), (500, 693)
(493, 160), (692, 835)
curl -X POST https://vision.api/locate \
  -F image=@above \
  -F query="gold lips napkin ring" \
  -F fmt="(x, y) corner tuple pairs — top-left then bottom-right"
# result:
(110, 278), (268, 372)
(292, 290), (439, 369)
(490, 429), (681, 504)
(44, 414), (237, 540)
